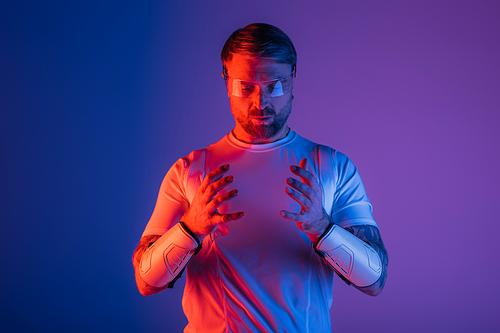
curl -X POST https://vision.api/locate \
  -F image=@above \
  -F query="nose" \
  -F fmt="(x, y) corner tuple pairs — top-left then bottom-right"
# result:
(252, 87), (269, 113)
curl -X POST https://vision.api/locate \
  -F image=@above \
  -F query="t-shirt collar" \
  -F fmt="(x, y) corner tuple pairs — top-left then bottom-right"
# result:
(226, 129), (296, 152)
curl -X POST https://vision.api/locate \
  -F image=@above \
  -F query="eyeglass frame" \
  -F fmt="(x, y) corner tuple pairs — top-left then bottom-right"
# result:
(222, 65), (296, 98)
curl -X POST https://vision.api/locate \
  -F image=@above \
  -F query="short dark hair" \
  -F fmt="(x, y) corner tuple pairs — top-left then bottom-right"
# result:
(221, 23), (297, 68)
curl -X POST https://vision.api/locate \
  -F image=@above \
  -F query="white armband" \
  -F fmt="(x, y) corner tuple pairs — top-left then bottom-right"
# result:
(139, 223), (201, 288)
(315, 224), (382, 287)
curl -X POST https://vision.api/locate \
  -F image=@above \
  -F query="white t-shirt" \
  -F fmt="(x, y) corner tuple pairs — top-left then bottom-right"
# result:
(142, 130), (377, 333)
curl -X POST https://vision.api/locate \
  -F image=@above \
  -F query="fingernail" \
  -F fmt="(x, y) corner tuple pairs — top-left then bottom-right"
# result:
(227, 175), (234, 182)
(286, 187), (292, 194)
(232, 189), (238, 195)
(291, 166), (297, 171)
(223, 164), (229, 170)
(286, 178), (293, 184)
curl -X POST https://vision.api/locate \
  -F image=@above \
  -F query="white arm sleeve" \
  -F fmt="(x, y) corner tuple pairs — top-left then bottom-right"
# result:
(139, 223), (201, 288)
(315, 224), (382, 287)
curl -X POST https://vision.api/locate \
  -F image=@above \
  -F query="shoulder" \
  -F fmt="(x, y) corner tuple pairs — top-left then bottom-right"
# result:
(290, 132), (319, 150)
(173, 135), (229, 175)
(292, 133), (354, 168)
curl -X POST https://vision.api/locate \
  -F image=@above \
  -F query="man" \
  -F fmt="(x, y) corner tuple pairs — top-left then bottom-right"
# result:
(133, 23), (388, 333)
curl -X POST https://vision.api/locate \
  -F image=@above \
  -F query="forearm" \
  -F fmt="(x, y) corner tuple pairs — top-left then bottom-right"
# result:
(344, 225), (388, 296)
(132, 234), (168, 296)
(314, 223), (388, 296)
(134, 223), (201, 295)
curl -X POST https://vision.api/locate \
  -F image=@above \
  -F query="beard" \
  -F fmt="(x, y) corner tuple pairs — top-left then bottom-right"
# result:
(232, 97), (293, 140)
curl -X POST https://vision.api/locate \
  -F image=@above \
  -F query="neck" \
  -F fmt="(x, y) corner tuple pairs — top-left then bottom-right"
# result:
(232, 125), (290, 144)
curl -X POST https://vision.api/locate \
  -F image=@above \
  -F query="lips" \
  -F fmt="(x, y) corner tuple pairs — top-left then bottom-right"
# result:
(250, 116), (273, 123)
(250, 116), (273, 120)
(248, 107), (276, 119)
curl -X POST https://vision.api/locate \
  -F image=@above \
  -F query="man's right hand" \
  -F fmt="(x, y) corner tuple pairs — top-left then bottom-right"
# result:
(180, 164), (244, 240)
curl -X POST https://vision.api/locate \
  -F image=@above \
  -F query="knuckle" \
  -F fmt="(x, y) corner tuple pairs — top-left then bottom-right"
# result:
(218, 194), (229, 204)
(212, 179), (222, 189)
(206, 172), (216, 182)
(208, 182), (220, 192)
(209, 199), (219, 210)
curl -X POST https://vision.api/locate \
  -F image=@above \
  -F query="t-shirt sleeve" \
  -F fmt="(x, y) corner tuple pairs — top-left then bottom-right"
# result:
(330, 150), (378, 229)
(141, 156), (191, 237)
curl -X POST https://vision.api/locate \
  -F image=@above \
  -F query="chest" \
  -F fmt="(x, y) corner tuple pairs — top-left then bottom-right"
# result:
(206, 150), (306, 250)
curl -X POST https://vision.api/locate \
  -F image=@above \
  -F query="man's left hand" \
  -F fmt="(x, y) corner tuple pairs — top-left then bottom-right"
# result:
(280, 158), (332, 243)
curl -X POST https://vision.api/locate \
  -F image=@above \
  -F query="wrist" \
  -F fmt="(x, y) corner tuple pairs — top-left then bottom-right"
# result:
(179, 221), (205, 244)
(310, 215), (333, 244)
(314, 222), (334, 245)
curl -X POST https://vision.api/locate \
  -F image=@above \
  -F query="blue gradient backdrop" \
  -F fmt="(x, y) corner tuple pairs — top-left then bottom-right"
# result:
(1, 1), (499, 332)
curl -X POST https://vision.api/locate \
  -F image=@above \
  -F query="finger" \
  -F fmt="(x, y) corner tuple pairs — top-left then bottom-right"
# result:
(286, 177), (313, 199)
(299, 158), (309, 184)
(209, 189), (239, 210)
(212, 211), (245, 225)
(299, 158), (308, 170)
(200, 164), (229, 192)
(285, 186), (312, 208)
(279, 210), (306, 222)
(204, 175), (234, 202)
(290, 165), (322, 193)
(290, 165), (314, 186)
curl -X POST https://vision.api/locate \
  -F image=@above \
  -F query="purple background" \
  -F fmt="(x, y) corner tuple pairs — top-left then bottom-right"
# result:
(2, 1), (499, 332)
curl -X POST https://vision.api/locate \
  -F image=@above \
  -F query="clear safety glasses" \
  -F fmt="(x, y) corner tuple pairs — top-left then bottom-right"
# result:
(223, 69), (295, 98)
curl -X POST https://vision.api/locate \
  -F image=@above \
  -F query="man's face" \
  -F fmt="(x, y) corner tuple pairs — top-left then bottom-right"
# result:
(224, 54), (294, 143)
